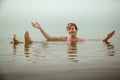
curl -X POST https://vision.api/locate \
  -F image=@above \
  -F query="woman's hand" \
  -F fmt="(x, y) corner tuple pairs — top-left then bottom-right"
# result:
(31, 22), (41, 29)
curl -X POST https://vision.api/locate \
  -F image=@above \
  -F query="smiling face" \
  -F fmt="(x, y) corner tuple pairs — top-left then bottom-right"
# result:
(68, 26), (77, 36)
(66, 23), (78, 37)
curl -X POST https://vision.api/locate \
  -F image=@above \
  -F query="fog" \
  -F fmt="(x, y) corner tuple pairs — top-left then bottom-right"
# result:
(0, 0), (120, 39)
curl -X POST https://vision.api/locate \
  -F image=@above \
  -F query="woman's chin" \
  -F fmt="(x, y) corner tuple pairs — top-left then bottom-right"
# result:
(69, 33), (76, 37)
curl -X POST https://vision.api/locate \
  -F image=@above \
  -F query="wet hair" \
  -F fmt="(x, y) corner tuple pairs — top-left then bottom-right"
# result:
(66, 23), (78, 31)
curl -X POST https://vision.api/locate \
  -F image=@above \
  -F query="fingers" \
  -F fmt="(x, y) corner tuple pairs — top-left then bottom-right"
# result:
(35, 22), (39, 25)
(31, 22), (40, 26)
(31, 22), (40, 29)
(31, 22), (35, 27)
(31, 22), (39, 24)
(107, 30), (116, 39)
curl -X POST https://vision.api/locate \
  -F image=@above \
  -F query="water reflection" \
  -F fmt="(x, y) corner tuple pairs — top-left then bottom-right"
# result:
(67, 41), (78, 63)
(12, 43), (18, 54)
(103, 41), (115, 56)
(24, 43), (32, 57)
(42, 41), (48, 49)
(24, 43), (39, 63)
(11, 43), (19, 62)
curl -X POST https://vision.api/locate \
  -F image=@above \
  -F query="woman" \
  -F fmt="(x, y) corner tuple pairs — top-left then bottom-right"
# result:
(31, 22), (115, 42)
(11, 22), (115, 44)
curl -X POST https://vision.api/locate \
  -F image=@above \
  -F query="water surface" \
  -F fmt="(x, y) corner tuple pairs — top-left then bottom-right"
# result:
(0, 38), (120, 80)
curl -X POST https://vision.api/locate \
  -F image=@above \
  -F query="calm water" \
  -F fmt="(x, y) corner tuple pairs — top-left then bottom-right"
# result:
(1, 0), (120, 79)
(0, 37), (120, 80)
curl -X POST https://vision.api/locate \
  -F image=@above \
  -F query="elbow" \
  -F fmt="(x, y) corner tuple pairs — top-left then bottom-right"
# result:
(46, 36), (56, 41)
(45, 36), (52, 41)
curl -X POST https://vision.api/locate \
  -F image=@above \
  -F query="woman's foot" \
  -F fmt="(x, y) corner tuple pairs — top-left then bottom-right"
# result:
(24, 31), (33, 44)
(11, 34), (23, 44)
(102, 30), (115, 42)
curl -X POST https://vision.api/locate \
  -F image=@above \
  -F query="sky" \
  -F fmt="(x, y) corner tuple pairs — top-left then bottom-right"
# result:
(0, 0), (120, 39)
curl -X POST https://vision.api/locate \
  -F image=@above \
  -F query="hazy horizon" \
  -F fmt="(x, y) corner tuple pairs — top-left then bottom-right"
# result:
(0, 0), (120, 40)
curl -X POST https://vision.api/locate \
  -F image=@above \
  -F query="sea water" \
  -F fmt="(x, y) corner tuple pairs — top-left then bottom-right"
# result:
(0, 35), (120, 80)
(0, 0), (120, 80)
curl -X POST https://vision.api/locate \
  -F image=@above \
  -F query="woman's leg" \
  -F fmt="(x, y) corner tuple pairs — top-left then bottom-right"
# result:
(11, 34), (23, 44)
(24, 31), (33, 44)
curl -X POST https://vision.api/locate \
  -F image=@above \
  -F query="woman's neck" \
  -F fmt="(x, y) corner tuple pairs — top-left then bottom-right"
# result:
(68, 35), (77, 41)
(69, 34), (76, 38)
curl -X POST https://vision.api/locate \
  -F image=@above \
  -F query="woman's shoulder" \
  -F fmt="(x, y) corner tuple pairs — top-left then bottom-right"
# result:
(78, 37), (86, 42)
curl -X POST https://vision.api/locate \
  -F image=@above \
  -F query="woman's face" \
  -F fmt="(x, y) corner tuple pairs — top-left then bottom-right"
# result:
(68, 26), (77, 36)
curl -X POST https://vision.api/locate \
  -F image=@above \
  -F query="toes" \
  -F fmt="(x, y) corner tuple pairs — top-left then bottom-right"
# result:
(11, 34), (16, 39)
(111, 30), (115, 35)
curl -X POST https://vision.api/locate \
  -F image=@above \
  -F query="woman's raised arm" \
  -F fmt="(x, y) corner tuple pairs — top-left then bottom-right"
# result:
(31, 22), (65, 41)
